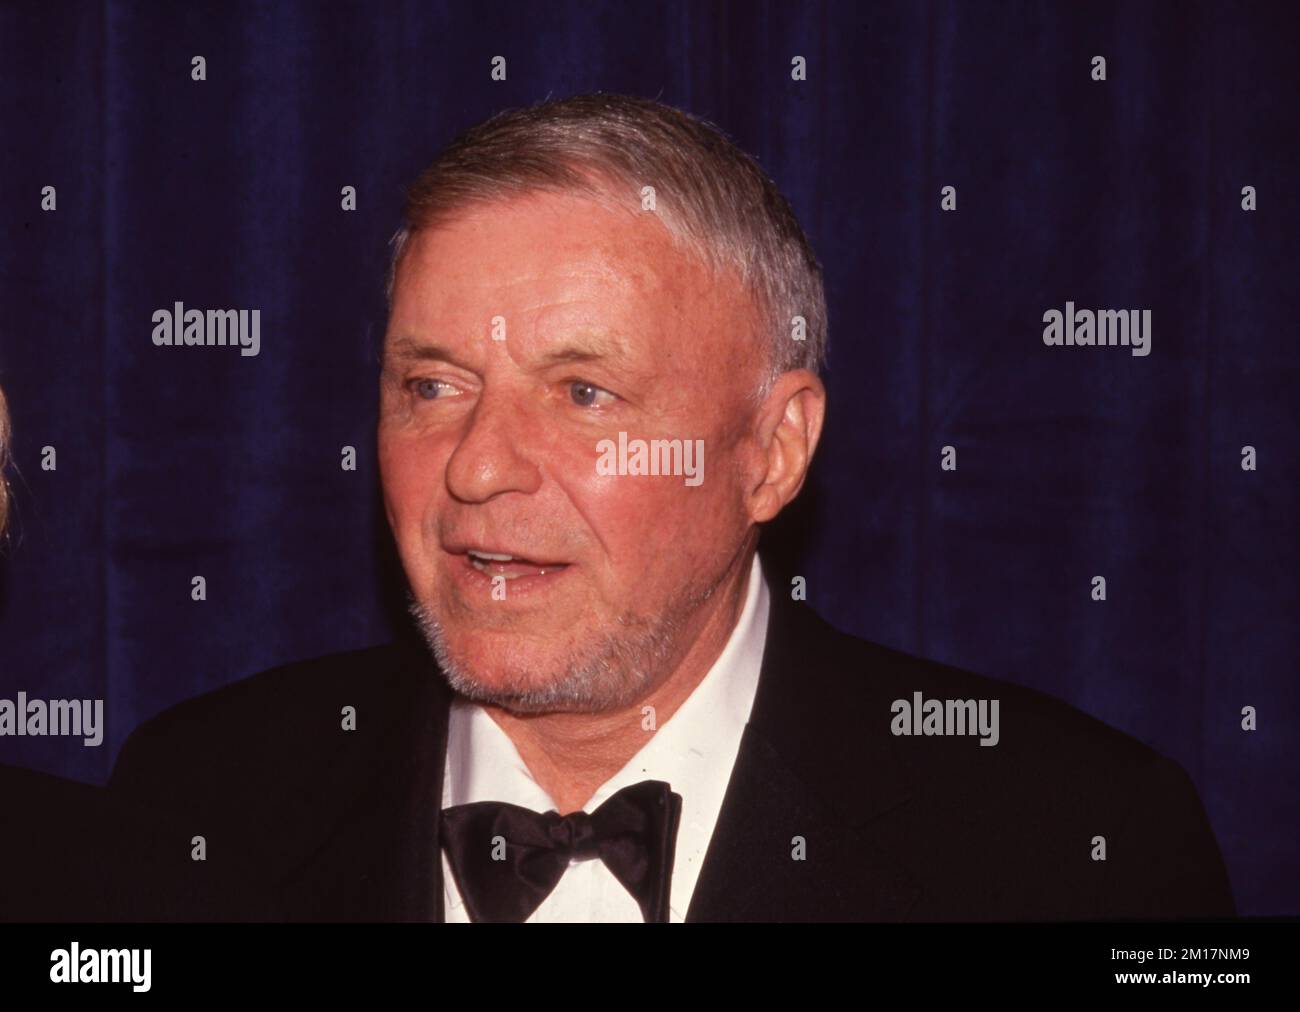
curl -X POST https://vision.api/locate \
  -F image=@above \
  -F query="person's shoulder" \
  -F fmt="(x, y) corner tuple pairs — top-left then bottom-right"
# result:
(862, 631), (1156, 765)
(773, 596), (1162, 772)
(108, 641), (433, 801)
(773, 601), (1234, 917)
(117, 641), (414, 741)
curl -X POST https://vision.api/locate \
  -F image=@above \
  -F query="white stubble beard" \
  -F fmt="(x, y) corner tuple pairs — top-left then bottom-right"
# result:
(406, 572), (721, 714)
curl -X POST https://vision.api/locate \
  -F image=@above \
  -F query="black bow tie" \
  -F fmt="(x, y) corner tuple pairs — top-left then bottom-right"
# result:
(440, 779), (683, 922)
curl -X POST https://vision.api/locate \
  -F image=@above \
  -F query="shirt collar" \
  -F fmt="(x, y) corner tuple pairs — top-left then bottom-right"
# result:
(442, 552), (771, 918)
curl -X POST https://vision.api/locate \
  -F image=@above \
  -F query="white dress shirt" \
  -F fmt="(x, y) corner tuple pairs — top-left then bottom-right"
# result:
(440, 552), (771, 922)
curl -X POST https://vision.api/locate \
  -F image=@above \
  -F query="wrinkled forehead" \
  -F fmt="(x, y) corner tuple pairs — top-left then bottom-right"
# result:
(385, 190), (754, 372)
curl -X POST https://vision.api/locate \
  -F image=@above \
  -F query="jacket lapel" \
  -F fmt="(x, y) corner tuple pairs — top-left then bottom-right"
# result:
(385, 650), (453, 922)
(686, 583), (923, 921)
(270, 637), (454, 922)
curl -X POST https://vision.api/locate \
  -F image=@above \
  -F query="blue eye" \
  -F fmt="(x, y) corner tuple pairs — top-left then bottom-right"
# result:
(569, 381), (615, 408)
(411, 378), (450, 400)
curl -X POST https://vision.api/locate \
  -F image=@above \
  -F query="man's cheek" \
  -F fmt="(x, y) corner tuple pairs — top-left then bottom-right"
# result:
(573, 461), (676, 517)
(383, 436), (440, 495)
(616, 486), (707, 545)
(381, 457), (441, 557)
(383, 472), (425, 530)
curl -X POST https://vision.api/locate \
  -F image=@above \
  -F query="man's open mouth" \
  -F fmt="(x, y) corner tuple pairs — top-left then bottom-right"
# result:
(465, 550), (571, 580)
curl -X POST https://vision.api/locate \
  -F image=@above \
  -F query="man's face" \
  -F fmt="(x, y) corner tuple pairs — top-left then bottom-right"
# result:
(379, 189), (766, 712)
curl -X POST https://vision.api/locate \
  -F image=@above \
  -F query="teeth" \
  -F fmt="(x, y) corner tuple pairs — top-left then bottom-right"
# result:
(469, 557), (551, 578)
(467, 552), (567, 579)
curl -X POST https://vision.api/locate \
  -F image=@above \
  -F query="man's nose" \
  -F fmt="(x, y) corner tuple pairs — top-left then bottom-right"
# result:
(444, 389), (543, 503)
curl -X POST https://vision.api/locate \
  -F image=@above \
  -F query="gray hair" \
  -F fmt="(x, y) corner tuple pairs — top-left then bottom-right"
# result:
(386, 93), (827, 394)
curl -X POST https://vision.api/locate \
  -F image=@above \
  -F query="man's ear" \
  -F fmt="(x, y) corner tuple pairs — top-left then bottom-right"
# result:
(746, 369), (826, 524)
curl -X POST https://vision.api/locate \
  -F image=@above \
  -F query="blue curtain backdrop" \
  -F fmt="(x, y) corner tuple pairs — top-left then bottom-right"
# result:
(0, 0), (1295, 916)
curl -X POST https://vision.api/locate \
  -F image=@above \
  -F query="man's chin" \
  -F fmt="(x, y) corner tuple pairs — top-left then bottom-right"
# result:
(444, 673), (623, 716)
(434, 647), (573, 702)
(406, 588), (690, 714)
(432, 637), (654, 713)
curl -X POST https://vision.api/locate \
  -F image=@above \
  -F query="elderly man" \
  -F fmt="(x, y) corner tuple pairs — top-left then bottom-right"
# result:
(108, 94), (1233, 922)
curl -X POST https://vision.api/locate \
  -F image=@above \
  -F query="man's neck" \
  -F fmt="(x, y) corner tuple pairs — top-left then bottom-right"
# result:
(482, 552), (757, 814)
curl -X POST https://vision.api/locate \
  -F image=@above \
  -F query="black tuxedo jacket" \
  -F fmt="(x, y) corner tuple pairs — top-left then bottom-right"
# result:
(0, 762), (224, 922)
(104, 588), (1235, 922)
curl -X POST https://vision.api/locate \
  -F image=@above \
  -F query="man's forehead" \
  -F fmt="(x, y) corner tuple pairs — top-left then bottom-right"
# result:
(386, 190), (757, 379)
(384, 326), (635, 366)
(396, 189), (721, 303)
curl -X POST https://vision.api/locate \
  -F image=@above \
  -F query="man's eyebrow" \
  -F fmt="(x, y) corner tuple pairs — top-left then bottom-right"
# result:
(536, 347), (614, 367)
(389, 333), (634, 365)
(385, 337), (468, 368)
(536, 333), (634, 367)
